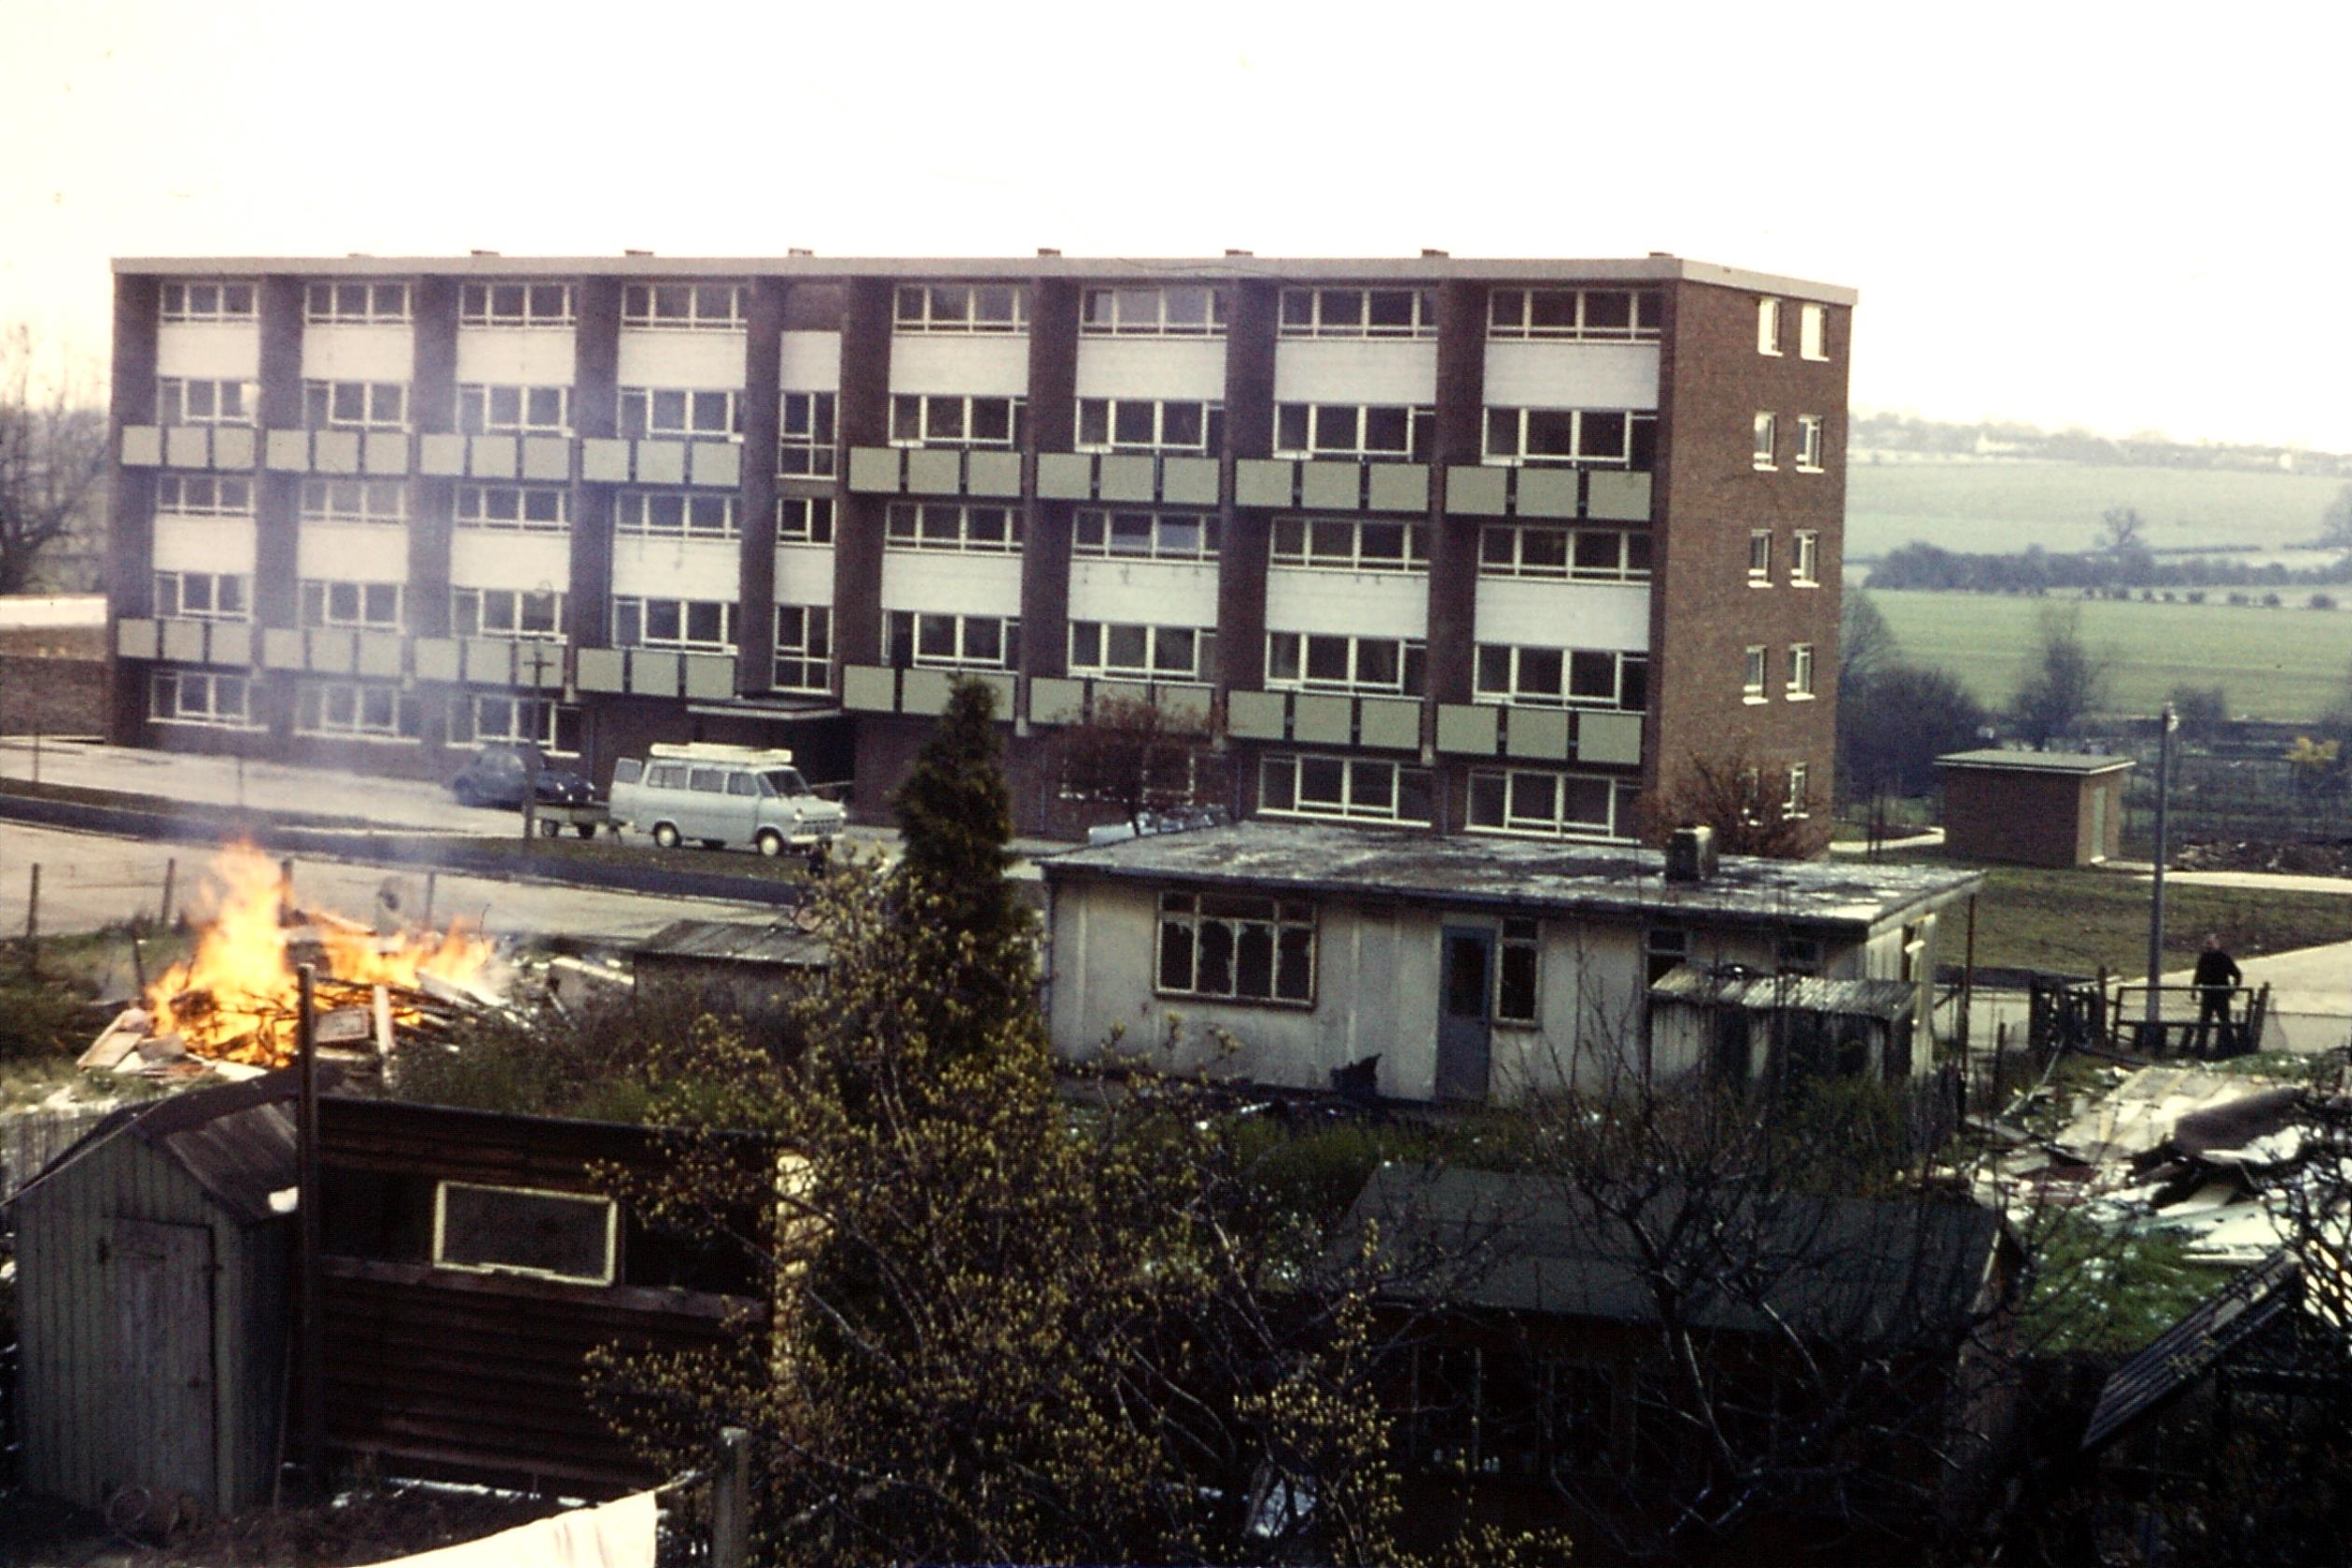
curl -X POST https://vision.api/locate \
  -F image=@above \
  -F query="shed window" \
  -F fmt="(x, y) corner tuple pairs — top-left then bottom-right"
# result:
(1156, 891), (1315, 1005)
(433, 1182), (617, 1285)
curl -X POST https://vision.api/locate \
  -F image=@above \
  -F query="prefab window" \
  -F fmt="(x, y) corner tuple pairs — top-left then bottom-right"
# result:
(433, 1181), (617, 1286)
(1156, 892), (1316, 1005)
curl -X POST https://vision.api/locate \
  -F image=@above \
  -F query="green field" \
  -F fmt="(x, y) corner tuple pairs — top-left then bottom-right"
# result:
(1847, 460), (2347, 560)
(1869, 590), (2352, 721)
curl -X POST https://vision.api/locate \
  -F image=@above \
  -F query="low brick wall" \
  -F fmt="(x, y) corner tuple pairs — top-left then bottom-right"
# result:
(0, 654), (106, 736)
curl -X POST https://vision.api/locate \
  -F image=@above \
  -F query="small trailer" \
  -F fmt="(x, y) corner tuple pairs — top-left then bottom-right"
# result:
(530, 800), (616, 839)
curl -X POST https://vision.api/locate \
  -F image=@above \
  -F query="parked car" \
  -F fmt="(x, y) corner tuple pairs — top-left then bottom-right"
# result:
(607, 743), (846, 860)
(449, 743), (596, 810)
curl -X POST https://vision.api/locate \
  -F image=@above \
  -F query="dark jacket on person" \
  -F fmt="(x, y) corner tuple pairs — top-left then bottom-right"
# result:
(2193, 949), (2243, 990)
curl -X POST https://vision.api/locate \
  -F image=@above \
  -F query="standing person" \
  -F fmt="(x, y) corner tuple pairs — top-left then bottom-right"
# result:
(2192, 933), (2244, 1056)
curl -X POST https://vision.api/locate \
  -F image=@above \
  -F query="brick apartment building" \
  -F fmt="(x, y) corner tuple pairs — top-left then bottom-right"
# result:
(102, 252), (1849, 842)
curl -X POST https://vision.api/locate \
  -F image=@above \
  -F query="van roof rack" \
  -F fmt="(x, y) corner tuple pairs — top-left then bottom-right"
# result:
(648, 742), (796, 764)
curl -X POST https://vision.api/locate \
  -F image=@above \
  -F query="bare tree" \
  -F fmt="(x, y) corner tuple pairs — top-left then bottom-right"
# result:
(1050, 691), (1226, 832)
(0, 325), (108, 595)
(2320, 483), (2352, 553)
(2010, 604), (2109, 747)
(2099, 505), (2148, 553)
(1644, 748), (1830, 858)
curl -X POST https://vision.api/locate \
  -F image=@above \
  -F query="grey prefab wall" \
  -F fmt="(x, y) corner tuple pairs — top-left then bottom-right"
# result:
(9, 1088), (295, 1516)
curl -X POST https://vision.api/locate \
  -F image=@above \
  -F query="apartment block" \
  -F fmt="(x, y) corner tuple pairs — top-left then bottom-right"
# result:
(103, 253), (1851, 841)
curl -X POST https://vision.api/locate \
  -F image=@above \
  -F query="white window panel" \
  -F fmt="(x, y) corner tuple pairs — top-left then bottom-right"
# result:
(886, 335), (1031, 397)
(1270, 341), (1439, 404)
(610, 536), (745, 602)
(773, 543), (837, 608)
(614, 330), (748, 388)
(451, 529), (570, 594)
(1072, 338), (1231, 401)
(1480, 342), (1661, 411)
(1265, 570), (1426, 638)
(153, 515), (257, 575)
(777, 330), (843, 392)
(1472, 581), (1650, 651)
(455, 328), (577, 385)
(1066, 560), (1222, 628)
(300, 324), (415, 382)
(878, 553), (1025, 616)
(156, 322), (261, 380)
(296, 523), (411, 581)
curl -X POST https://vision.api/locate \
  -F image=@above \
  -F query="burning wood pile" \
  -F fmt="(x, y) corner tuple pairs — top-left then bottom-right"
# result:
(81, 845), (507, 1081)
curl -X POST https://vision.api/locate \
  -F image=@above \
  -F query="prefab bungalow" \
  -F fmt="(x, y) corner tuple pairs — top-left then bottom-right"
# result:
(1039, 821), (1983, 1102)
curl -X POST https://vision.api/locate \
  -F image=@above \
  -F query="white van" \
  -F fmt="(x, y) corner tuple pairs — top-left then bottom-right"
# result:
(607, 744), (847, 859)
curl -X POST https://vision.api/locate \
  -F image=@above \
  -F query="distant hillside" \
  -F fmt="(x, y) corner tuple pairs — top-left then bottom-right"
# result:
(1851, 411), (2352, 478)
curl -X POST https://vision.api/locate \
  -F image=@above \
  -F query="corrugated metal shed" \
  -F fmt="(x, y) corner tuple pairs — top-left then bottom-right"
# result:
(632, 918), (830, 970)
(7, 1073), (301, 1515)
(2080, 1250), (2299, 1451)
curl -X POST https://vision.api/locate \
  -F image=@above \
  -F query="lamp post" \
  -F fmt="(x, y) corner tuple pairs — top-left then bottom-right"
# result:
(2144, 702), (2178, 1034)
(521, 637), (551, 845)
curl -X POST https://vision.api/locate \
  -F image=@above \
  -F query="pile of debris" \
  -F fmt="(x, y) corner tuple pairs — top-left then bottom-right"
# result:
(2176, 836), (2352, 879)
(79, 846), (507, 1083)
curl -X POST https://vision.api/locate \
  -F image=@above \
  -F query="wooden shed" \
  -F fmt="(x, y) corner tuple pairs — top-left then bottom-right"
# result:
(1937, 749), (2135, 868)
(7, 1074), (299, 1516)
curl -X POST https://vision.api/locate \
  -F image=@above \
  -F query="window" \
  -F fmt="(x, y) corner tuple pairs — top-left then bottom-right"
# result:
(1071, 509), (1217, 561)
(621, 283), (745, 329)
(460, 283), (575, 327)
(433, 1182), (616, 1285)
(884, 501), (1021, 553)
(778, 392), (836, 475)
(1497, 917), (1541, 1026)
(1467, 769), (1640, 843)
(774, 605), (833, 693)
(159, 280), (256, 321)
(456, 485), (568, 532)
(1488, 288), (1662, 342)
(304, 380), (408, 430)
(1082, 286), (1227, 336)
(152, 570), (250, 623)
(1786, 642), (1815, 698)
(616, 491), (739, 539)
(1272, 403), (1433, 462)
(1747, 529), (1772, 583)
(1266, 632), (1425, 695)
(1075, 398), (1224, 454)
(1791, 529), (1820, 586)
(154, 473), (252, 514)
(1270, 517), (1427, 573)
(1785, 763), (1811, 818)
(296, 679), (420, 740)
(1796, 415), (1825, 472)
(301, 581), (404, 630)
(1799, 302), (1827, 361)
(1259, 754), (1434, 826)
(157, 377), (255, 426)
(1156, 891), (1315, 1003)
(612, 596), (736, 652)
(1482, 407), (1655, 469)
(453, 587), (564, 640)
(149, 669), (251, 727)
(301, 479), (408, 524)
(884, 610), (1017, 670)
(459, 383), (570, 436)
(1743, 645), (1768, 700)
(1757, 297), (1783, 356)
(1474, 645), (1647, 710)
(449, 693), (582, 755)
(893, 283), (1028, 334)
(618, 386), (740, 439)
(1278, 287), (1435, 339)
(1068, 621), (1212, 682)
(889, 394), (1025, 448)
(1777, 932), (1825, 976)
(305, 282), (411, 324)
(777, 496), (835, 544)
(1752, 413), (1777, 469)
(1645, 928), (1689, 987)
(1478, 525), (1651, 581)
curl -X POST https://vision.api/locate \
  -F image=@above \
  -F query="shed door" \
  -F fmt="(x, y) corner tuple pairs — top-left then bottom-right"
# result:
(114, 1220), (217, 1505)
(1436, 927), (1493, 1102)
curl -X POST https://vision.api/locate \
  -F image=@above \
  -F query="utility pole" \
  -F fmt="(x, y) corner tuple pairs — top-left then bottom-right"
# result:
(2144, 703), (2178, 1036)
(521, 640), (547, 844)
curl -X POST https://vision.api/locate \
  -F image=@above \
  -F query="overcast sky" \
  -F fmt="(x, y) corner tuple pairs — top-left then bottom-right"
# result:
(4, 0), (2345, 449)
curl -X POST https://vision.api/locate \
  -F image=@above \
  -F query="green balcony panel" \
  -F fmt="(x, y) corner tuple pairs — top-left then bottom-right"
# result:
(1161, 455), (1220, 506)
(1234, 459), (1295, 509)
(120, 427), (164, 467)
(356, 631), (403, 679)
(212, 427), (257, 470)
(413, 637), (463, 683)
(968, 671), (1017, 715)
(840, 664), (897, 712)
(116, 618), (161, 659)
(1366, 463), (1429, 514)
(1445, 466), (1508, 517)
(1505, 706), (1572, 761)
(572, 646), (624, 693)
(900, 667), (953, 716)
(1436, 703), (1501, 755)
(1090, 679), (1151, 713)
(260, 628), (306, 670)
(160, 619), (206, 664)
(1298, 461), (1359, 511)
(1515, 469), (1579, 520)
(629, 650), (682, 697)
(314, 430), (361, 476)
(683, 652), (736, 700)
(1027, 675), (1085, 725)
(1587, 470), (1653, 523)
(1293, 693), (1352, 746)
(523, 436), (571, 482)
(1155, 683), (1213, 725)
(580, 438), (630, 483)
(416, 433), (467, 477)
(308, 629), (357, 675)
(1034, 453), (1093, 501)
(1576, 709), (1644, 766)
(265, 429), (312, 472)
(633, 441), (684, 486)
(1357, 695), (1421, 750)
(363, 432), (410, 476)
(1225, 689), (1287, 740)
(1098, 455), (1155, 504)
(689, 441), (742, 489)
(518, 642), (567, 689)
(164, 427), (210, 469)
(967, 449), (1024, 497)
(461, 638), (514, 685)
(904, 448), (961, 497)
(847, 446), (903, 494)
(206, 622), (253, 668)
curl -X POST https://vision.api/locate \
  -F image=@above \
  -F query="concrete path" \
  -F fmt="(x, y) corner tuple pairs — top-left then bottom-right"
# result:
(0, 735), (502, 834)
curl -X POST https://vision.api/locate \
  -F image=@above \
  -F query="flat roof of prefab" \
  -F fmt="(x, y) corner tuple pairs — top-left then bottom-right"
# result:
(1937, 749), (2135, 777)
(1040, 821), (1982, 932)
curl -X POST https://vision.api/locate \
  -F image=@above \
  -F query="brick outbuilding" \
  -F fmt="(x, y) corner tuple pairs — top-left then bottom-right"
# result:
(1937, 749), (2134, 868)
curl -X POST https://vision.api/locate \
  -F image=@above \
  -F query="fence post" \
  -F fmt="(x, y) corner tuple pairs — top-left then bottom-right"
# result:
(24, 864), (38, 947)
(160, 856), (177, 928)
(712, 1426), (750, 1568)
(422, 870), (437, 928)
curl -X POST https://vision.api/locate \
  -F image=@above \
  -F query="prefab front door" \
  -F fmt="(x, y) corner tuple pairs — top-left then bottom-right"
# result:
(1436, 927), (1494, 1102)
(113, 1219), (217, 1507)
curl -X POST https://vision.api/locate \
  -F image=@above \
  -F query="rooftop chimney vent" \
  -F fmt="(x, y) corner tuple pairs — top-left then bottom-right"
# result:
(470, 248), (499, 257)
(623, 248), (653, 257)
(1421, 247), (1449, 258)
(787, 247), (814, 257)
(1663, 825), (1718, 884)
(1225, 247), (1253, 258)
(1037, 246), (1061, 257)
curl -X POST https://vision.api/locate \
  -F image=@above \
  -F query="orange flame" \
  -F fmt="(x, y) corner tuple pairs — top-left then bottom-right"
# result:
(144, 844), (497, 1066)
